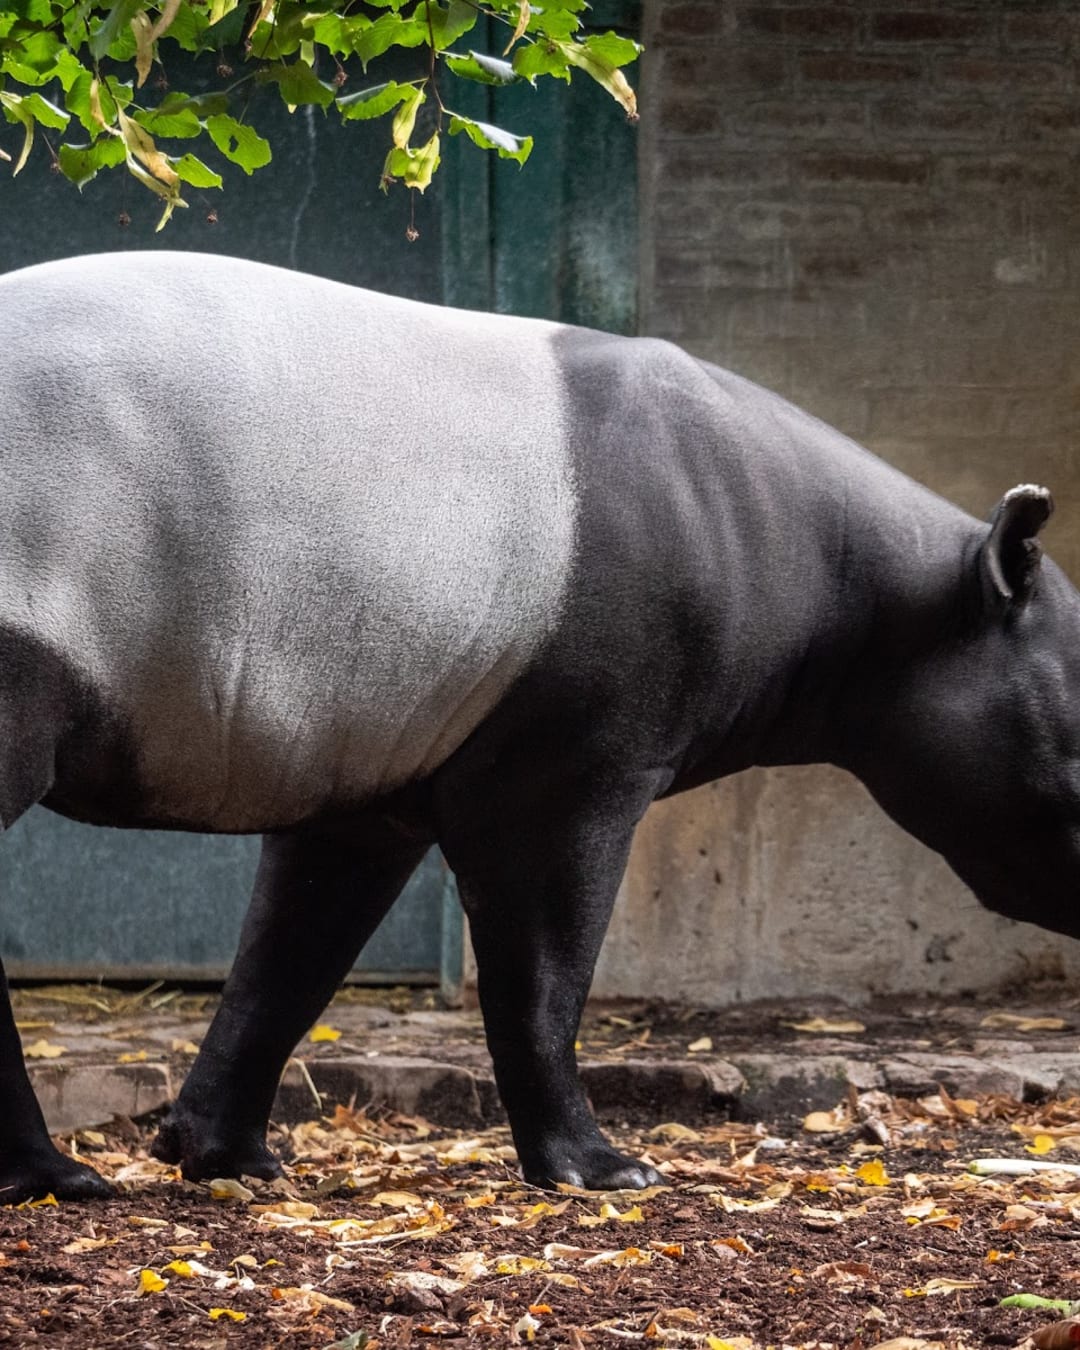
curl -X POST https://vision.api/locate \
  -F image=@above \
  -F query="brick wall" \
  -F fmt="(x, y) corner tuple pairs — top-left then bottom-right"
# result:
(640, 0), (1080, 561)
(596, 0), (1080, 1004)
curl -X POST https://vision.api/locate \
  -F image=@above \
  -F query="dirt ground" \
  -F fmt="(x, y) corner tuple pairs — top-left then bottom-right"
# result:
(4, 1088), (1080, 1350)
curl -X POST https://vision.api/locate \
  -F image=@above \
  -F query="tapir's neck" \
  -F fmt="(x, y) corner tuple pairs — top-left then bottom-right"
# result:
(669, 359), (983, 781)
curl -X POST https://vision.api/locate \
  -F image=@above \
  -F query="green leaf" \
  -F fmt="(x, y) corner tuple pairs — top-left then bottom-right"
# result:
(443, 51), (519, 86)
(448, 112), (532, 165)
(337, 80), (415, 121)
(419, 0), (476, 51)
(524, 1), (585, 41)
(311, 11), (362, 55)
(66, 73), (133, 131)
(512, 41), (571, 83)
(88, 0), (143, 61)
(353, 12), (427, 69)
(582, 30), (644, 68)
(1, 27), (61, 82)
(205, 112), (271, 172)
(58, 136), (126, 188)
(258, 60), (337, 109)
(135, 93), (204, 138)
(163, 3), (211, 52)
(171, 151), (222, 187)
(391, 82), (423, 147)
(64, 69), (99, 133)
(21, 90), (68, 130)
(6, 0), (57, 21)
(383, 128), (440, 191)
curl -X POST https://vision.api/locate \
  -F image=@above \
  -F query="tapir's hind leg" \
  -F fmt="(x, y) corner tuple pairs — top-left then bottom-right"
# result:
(436, 759), (666, 1191)
(0, 663), (115, 1202)
(0, 962), (116, 1202)
(152, 821), (428, 1181)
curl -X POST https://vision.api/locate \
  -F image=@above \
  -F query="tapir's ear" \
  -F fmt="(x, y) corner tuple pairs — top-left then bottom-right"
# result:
(982, 484), (1054, 605)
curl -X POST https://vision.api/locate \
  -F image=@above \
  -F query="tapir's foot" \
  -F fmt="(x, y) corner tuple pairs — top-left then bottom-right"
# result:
(0, 1148), (115, 1205)
(523, 1138), (667, 1192)
(151, 1111), (283, 1183)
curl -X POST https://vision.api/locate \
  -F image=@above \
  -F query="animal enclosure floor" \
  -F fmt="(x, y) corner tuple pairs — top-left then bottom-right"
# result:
(9, 983), (1080, 1347)
(2, 1097), (1080, 1349)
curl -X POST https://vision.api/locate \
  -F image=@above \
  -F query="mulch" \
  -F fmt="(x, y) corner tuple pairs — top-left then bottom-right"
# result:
(3, 1090), (1080, 1349)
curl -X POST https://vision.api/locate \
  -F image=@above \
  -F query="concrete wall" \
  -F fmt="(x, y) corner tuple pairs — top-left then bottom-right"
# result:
(591, 0), (1080, 1002)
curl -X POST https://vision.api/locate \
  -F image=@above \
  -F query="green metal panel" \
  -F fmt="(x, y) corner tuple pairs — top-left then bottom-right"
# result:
(0, 7), (640, 983)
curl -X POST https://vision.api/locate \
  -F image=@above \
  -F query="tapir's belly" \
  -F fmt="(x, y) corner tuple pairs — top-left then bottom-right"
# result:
(0, 253), (578, 831)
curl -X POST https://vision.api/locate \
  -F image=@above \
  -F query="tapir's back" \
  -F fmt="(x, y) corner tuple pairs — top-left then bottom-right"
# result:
(0, 252), (576, 829)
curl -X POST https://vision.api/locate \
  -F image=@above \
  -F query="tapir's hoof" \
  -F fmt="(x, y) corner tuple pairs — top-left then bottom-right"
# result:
(0, 1152), (115, 1205)
(151, 1113), (283, 1183)
(524, 1143), (667, 1192)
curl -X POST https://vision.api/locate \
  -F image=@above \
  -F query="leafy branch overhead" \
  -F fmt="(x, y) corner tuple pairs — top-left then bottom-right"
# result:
(0, 1), (642, 230)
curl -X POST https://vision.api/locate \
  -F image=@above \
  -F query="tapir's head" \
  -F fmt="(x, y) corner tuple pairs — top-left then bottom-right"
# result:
(848, 484), (1080, 938)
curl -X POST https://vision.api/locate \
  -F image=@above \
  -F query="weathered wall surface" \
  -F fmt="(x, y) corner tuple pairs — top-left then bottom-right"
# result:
(593, 0), (1080, 1002)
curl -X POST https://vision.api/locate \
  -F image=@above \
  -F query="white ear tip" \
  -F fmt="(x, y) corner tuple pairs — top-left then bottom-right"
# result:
(1006, 484), (1051, 500)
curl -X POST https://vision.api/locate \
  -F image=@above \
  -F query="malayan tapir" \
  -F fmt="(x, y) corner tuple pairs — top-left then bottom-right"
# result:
(0, 249), (1075, 1204)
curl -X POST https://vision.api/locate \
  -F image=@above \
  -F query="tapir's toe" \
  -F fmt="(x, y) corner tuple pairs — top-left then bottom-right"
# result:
(151, 1113), (283, 1183)
(525, 1141), (668, 1192)
(0, 1152), (115, 1205)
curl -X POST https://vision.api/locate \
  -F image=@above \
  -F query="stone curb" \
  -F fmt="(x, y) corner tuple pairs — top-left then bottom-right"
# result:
(32, 1046), (1080, 1137)
(30, 1062), (173, 1136)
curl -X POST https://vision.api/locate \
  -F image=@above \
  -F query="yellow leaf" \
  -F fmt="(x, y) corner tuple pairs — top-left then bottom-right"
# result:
(923, 1277), (981, 1294)
(162, 1260), (194, 1278)
(803, 1108), (848, 1134)
(209, 1178), (254, 1202)
(784, 1018), (866, 1035)
(250, 1201), (319, 1220)
(88, 78), (109, 131)
(23, 1193), (58, 1209)
(149, 0), (182, 43)
(1027, 1134), (1057, 1156)
(246, 0), (273, 38)
(309, 1024), (342, 1043)
(208, 1308), (247, 1322)
(24, 1039), (66, 1059)
(504, 0), (530, 53)
(118, 1050), (149, 1064)
(495, 1255), (551, 1276)
(116, 110), (177, 185)
(687, 1036), (713, 1053)
(139, 1269), (168, 1294)
(556, 38), (639, 120)
(131, 11), (154, 88)
(171, 1040), (200, 1054)
(63, 1236), (118, 1254)
(580, 1202), (644, 1227)
(979, 1012), (1067, 1032)
(856, 1159), (890, 1187)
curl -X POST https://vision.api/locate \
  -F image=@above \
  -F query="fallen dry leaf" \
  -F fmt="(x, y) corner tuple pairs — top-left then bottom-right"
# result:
(783, 1018), (866, 1034)
(23, 1039), (66, 1059)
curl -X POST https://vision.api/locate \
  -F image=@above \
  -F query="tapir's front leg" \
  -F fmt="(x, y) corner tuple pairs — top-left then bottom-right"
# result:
(0, 962), (114, 1202)
(438, 764), (666, 1191)
(153, 823), (428, 1181)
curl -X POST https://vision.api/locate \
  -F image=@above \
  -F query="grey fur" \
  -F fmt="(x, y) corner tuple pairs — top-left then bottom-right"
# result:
(0, 252), (577, 829)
